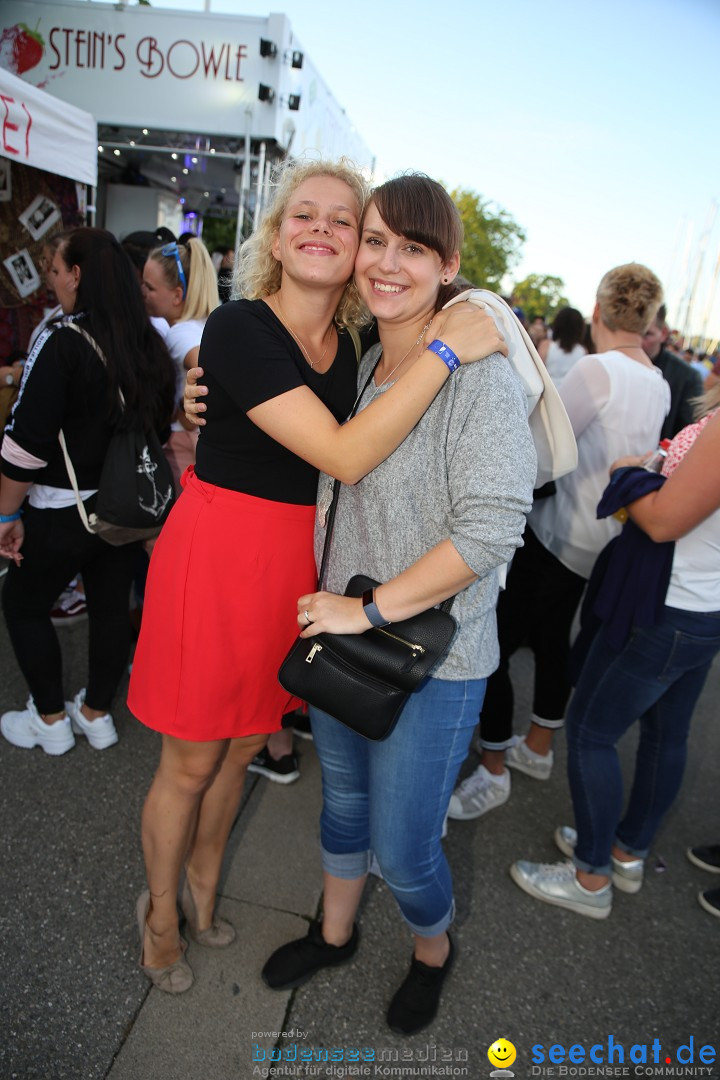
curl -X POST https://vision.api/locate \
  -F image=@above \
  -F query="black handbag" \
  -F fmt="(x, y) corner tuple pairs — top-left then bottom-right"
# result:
(58, 323), (176, 546)
(278, 361), (457, 740)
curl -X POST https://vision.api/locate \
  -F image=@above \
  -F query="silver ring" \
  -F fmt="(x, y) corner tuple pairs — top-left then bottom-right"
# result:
(304, 610), (313, 625)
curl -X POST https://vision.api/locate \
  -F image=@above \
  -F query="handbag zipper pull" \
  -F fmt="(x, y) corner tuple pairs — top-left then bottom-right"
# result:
(401, 649), (421, 673)
(305, 642), (323, 664)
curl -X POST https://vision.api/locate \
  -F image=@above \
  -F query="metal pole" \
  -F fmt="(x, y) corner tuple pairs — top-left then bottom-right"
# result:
(235, 161), (246, 254)
(253, 141), (266, 232)
(698, 242), (720, 351)
(672, 220), (694, 332)
(681, 200), (718, 344)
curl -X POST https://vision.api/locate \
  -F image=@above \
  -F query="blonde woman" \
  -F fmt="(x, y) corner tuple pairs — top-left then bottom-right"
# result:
(142, 237), (220, 487)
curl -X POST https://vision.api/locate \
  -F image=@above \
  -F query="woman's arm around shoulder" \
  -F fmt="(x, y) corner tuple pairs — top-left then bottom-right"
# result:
(190, 300), (507, 485)
(296, 358), (535, 638)
(624, 410), (720, 541)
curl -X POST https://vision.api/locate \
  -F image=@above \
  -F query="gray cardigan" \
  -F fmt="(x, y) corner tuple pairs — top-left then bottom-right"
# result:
(315, 346), (537, 680)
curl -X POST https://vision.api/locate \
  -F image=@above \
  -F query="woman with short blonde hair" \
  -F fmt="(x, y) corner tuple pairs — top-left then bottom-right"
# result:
(455, 263), (670, 826)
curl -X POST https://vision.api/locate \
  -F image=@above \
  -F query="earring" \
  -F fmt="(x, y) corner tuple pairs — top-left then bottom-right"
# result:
(442, 277), (448, 284)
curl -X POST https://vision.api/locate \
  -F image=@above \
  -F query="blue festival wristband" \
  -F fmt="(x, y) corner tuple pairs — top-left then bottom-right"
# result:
(427, 339), (460, 373)
(0, 510), (22, 523)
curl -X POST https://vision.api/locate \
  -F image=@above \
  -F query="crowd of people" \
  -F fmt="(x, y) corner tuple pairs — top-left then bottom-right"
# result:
(0, 158), (718, 1035)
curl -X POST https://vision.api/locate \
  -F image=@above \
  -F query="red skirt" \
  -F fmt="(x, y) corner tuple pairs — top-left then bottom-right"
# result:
(127, 468), (315, 741)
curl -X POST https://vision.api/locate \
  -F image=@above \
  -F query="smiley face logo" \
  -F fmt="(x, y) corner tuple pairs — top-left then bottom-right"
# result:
(488, 1039), (517, 1069)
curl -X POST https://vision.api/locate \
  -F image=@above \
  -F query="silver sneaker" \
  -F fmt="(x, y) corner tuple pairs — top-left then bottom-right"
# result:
(506, 735), (553, 781)
(65, 689), (118, 750)
(447, 765), (510, 821)
(0, 697), (75, 755)
(554, 825), (644, 894)
(510, 859), (612, 919)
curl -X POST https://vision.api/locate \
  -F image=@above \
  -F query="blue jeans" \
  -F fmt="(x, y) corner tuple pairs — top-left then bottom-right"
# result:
(566, 606), (720, 876)
(310, 677), (485, 936)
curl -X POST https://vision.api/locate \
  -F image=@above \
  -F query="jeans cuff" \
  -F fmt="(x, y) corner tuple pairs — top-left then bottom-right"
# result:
(404, 899), (455, 938)
(614, 836), (649, 859)
(531, 712), (564, 730)
(572, 853), (612, 877)
(320, 845), (371, 880)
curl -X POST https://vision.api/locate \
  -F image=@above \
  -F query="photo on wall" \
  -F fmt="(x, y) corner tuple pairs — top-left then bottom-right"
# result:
(19, 193), (62, 241)
(3, 248), (41, 298)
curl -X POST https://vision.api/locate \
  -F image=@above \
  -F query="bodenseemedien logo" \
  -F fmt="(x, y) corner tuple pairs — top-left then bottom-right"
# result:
(488, 1037), (517, 1077)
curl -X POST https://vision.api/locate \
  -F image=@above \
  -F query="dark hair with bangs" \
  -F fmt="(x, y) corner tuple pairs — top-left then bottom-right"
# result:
(371, 174), (463, 311)
(59, 227), (176, 433)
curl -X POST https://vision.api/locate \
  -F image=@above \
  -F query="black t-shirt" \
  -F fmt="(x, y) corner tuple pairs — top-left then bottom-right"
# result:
(195, 299), (360, 504)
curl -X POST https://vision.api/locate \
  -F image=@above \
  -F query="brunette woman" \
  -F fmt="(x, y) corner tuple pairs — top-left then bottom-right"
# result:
(0, 228), (175, 754)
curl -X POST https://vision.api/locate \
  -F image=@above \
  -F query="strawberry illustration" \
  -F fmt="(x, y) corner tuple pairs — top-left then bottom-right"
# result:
(0, 21), (45, 76)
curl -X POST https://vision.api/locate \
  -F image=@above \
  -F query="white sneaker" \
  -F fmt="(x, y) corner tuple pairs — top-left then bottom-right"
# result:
(506, 735), (554, 781)
(0, 697), (75, 755)
(447, 764), (510, 821)
(554, 825), (644, 894)
(510, 859), (612, 919)
(65, 689), (118, 750)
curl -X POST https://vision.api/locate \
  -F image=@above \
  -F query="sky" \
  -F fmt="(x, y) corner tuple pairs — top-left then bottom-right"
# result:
(100, 0), (720, 340)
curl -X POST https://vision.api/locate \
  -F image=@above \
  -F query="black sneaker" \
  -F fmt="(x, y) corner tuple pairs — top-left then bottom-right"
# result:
(698, 887), (720, 918)
(262, 920), (359, 990)
(287, 709), (313, 741)
(247, 747), (300, 785)
(386, 935), (455, 1036)
(687, 845), (720, 874)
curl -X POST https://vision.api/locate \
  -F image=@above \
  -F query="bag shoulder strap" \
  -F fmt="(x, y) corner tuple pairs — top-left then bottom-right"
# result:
(317, 359), (378, 587)
(64, 321), (126, 410)
(58, 321), (111, 536)
(58, 428), (95, 535)
(316, 357), (454, 615)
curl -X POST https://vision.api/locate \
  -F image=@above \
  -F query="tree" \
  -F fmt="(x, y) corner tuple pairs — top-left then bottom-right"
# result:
(449, 188), (526, 291)
(512, 274), (569, 322)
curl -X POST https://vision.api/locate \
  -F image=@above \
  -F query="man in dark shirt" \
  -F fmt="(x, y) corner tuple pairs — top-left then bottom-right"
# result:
(642, 304), (703, 438)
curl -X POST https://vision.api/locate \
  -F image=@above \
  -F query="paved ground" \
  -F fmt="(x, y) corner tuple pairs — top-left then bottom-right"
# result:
(1, 598), (718, 1080)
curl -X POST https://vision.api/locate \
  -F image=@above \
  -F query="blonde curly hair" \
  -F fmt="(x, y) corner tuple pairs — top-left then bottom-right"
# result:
(596, 263), (663, 334)
(232, 157), (371, 329)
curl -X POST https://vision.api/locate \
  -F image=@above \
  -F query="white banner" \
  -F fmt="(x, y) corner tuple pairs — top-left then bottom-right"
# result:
(0, 1), (372, 167)
(0, 65), (97, 185)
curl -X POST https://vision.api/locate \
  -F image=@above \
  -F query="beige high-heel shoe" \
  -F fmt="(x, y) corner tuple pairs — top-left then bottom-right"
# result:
(136, 890), (194, 994)
(180, 873), (236, 948)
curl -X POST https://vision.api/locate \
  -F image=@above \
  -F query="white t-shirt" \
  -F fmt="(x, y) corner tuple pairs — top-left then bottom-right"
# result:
(150, 315), (170, 340)
(165, 318), (206, 431)
(544, 340), (586, 385)
(662, 413), (720, 612)
(666, 506), (720, 611)
(530, 350), (670, 579)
